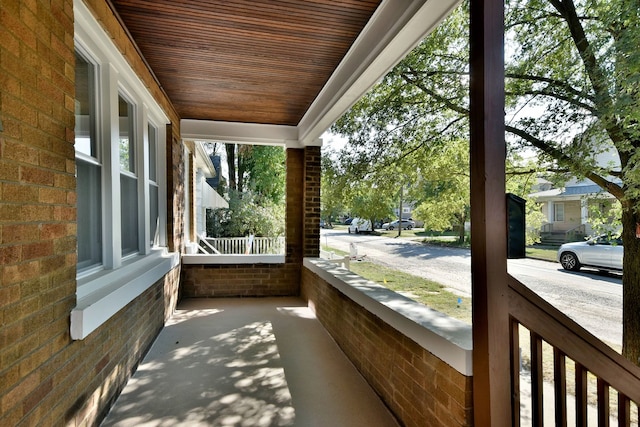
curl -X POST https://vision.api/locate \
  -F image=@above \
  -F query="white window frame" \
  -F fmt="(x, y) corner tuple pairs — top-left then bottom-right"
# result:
(71, 0), (177, 340)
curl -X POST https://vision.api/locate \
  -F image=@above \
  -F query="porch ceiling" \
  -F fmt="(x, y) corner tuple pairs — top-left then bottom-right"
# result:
(108, 0), (460, 145)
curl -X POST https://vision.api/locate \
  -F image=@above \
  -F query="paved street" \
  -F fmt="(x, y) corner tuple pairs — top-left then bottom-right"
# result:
(321, 228), (623, 347)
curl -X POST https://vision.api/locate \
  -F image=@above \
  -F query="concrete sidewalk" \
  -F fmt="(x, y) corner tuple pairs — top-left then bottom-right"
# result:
(102, 297), (399, 427)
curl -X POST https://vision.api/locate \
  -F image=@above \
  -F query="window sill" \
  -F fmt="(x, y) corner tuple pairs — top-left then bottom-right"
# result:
(303, 258), (473, 375)
(181, 254), (285, 264)
(71, 249), (180, 340)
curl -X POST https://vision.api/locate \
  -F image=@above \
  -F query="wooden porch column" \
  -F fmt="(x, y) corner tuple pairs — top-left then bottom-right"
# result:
(469, 0), (511, 425)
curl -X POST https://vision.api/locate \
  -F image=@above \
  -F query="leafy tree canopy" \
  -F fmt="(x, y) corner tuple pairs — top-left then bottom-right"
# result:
(330, 0), (640, 363)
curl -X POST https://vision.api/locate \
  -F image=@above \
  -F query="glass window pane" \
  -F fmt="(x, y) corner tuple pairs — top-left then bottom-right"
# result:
(121, 174), (139, 256)
(150, 183), (159, 246)
(75, 53), (96, 157)
(118, 95), (135, 172)
(77, 160), (102, 269)
(148, 124), (157, 182)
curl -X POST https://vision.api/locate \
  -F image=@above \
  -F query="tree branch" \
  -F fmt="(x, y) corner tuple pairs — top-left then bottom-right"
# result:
(506, 124), (624, 199)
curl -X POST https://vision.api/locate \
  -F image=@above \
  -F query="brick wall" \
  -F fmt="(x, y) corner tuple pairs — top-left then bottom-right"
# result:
(303, 146), (321, 258)
(0, 1), (183, 425)
(182, 263), (300, 297)
(301, 267), (473, 427)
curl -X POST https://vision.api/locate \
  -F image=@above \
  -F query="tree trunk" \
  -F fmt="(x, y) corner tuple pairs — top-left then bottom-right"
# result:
(226, 144), (236, 191)
(622, 203), (640, 366)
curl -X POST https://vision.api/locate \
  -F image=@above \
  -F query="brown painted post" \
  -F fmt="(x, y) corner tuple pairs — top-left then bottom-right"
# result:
(469, 0), (512, 424)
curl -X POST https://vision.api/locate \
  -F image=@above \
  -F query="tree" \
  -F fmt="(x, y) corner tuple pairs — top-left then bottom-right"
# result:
(331, 0), (640, 363)
(241, 145), (286, 204)
(410, 139), (470, 243)
(321, 154), (347, 225)
(209, 143), (286, 237)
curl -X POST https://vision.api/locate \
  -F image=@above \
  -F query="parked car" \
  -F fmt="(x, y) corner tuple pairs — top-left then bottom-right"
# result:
(382, 219), (415, 231)
(320, 219), (332, 229)
(343, 217), (353, 225)
(348, 218), (372, 234)
(557, 235), (623, 272)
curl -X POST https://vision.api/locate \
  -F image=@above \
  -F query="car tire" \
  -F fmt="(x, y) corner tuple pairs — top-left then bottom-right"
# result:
(560, 252), (581, 271)
(388, 226), (394, 231)
(348, 228), (351, 234)
(355, 228), (359, 234)
(407, 225), (412, 230)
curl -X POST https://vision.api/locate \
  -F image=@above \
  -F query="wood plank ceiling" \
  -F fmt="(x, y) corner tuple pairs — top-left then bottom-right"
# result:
(109, 0), (382, 126)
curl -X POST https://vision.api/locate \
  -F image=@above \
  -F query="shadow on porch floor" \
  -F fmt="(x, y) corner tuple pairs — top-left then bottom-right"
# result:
(101, 297), (399, 427)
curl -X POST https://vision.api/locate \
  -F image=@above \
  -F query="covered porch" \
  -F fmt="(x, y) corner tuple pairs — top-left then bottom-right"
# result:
(101, 297), (401, 427)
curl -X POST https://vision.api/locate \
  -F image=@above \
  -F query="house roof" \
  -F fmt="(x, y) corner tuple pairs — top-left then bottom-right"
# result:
(107, 0), (460, 146)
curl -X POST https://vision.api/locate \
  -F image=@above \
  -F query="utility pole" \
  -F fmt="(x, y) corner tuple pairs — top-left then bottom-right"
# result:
(397, 185), (403, 237)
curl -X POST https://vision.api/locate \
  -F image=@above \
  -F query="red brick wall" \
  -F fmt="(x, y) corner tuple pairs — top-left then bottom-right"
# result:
(0, 1), (182, 425)
(301, 267), (473, 427)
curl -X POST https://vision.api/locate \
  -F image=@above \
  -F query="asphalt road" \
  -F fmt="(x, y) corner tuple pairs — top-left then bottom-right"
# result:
(321, 228), (623, 347)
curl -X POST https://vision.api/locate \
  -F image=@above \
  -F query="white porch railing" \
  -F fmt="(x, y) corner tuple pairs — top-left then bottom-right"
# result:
(199, 236), (285, 255)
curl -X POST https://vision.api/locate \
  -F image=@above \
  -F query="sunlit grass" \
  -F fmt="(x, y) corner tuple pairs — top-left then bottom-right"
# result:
(348, 260), (472, 324)
(525, 246), (558, 262)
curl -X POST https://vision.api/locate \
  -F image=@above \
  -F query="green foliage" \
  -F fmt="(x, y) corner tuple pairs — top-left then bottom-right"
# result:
(411, 139), (470, 241)
(207, 190), (284, 238)
(321, 153), (347, 224)
(329, 0), (640, 361)
(208, 143), (286, 238)
(586, 195), (622, 237)
(240, 145), (286, 204)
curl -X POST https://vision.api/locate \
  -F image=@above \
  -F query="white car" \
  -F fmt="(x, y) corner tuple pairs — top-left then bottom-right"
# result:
(348, 218), (372, 234)
(557, 235), (623, 272)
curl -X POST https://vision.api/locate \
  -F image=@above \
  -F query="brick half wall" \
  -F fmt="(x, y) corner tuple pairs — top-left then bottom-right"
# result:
(301, 262), (473, 427)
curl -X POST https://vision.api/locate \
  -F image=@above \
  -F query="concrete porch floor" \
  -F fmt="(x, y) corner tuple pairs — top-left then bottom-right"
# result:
(101, 297), (400, 427)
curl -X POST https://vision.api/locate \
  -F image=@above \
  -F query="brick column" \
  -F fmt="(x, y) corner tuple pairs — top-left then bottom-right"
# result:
(303, 146), (321, 257)
(286, 148), (304, 264)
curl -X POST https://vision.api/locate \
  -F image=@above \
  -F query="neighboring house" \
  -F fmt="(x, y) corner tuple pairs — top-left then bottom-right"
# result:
(191, 141), (228, 240)
(530, 147), (621, 244)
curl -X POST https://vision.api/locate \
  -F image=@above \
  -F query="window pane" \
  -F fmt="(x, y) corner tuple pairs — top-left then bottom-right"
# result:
(121, 174), (139, 256)
(75, 53), (96, 157)
(118, 95), (135, 172)
(148, 124), (157, 182)
(77, 160), (102, 269)
(150, 183), (159, 246)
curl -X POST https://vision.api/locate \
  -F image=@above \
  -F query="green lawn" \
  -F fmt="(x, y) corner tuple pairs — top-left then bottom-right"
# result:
(320, 242), (558, 324)
(348, 260), (472, 324)
(525, 246), (558, 262)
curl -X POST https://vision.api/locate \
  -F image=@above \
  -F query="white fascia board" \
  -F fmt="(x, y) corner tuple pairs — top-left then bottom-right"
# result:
(181, 120), (300, 148)
(298, 0), (460, 145)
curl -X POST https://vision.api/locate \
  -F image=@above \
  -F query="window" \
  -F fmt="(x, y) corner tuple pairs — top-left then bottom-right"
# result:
(149, 124), (159, 246)
(71, 0), (177, 340)
(75, 52), (103, 270)
(554, 203), (565, 222)
(118, 94), (139, 256)
(402, 207), (411, 214)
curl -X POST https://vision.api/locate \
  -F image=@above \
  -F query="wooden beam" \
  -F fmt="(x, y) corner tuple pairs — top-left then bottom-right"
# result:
(469, 0), (511, 424)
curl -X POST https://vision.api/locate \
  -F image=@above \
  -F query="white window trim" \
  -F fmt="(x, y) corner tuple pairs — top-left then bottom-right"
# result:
(72, 0), (174, 340)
